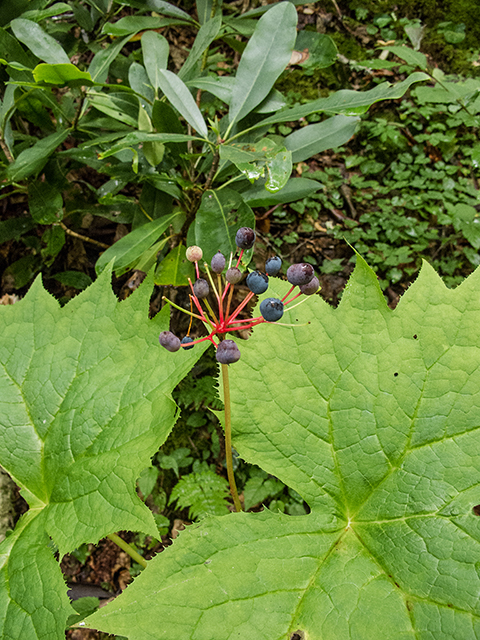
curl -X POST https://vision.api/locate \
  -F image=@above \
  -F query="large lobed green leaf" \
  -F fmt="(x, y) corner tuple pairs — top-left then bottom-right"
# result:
(87, 258), (480, 639)
(0, 269), (207, 639)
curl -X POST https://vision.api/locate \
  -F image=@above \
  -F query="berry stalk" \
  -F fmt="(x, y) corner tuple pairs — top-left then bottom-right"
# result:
(221, 363), (242, 513)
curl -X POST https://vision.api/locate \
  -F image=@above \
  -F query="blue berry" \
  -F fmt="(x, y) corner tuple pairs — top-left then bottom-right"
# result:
(193, 278), (209, 298)
(211, 251), (226, 273)
(246, 271), (268, 294)
(286, 263), (314, 286)
(216, 340), (241, 364)
(226, 267), (242, 284)
(260, 298), (284, 322)
(299, 276), (320, 295)
(159, 331), (181, 352)
(265, 256), (282, 276)
(235, 227), (255, 250)
(181, 336), (194, 350)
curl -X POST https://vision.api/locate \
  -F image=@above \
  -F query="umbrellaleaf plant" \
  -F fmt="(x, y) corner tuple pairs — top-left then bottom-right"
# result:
(2, 248), (480, 637)
(82, 256), (480, 639)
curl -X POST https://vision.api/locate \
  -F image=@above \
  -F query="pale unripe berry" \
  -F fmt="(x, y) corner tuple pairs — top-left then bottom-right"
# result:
(186, 245), (203, 262)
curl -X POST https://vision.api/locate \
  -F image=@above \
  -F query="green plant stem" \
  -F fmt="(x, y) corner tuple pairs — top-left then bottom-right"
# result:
(221, 363), (242, 512)
(107, 533), (148, 569)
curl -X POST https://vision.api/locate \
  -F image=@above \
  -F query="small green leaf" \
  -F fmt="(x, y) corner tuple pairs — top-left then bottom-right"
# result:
(264, 147), (291, 193)
(137, 467), (159, 498)
(448, 203), (480, 249)
(243, 475), (284, 511)
(141, 31), (169, 93)
(294, 31), (337, 69)
(194, 189), (255, 263)
(472, 143), (480, 169)
(284, 115), (359, 163)
(385, 45), (428, 70)
(6, 129), (69, 182)
(2, 255), (41, 289)
(157, 69), (209, 138)
(95, 212), (180, 275)
(10, 18), (70, 64)
(32, 63), (93, 87)
(28, 180), (63, 224)
(154, 244), (194, 286)
(229, 2), (297, 126)
(51, 271), (93, 290)
(0, 217), (36, 242)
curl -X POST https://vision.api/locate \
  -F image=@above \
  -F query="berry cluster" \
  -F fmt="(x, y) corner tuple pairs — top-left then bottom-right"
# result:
(159, 227), (319, 364)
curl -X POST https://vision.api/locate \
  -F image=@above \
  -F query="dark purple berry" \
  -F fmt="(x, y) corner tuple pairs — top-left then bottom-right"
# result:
(193, 278), (209, 298)
(286, 263), (314, 286)
(211, 251), (226, 274)
(181, 336), (194, 350)
(225, 267), (242, 284)
(159, 331), (181, 352)
(260, 297), (284, 322)
(299, 276), (320, 295)
(235, 227), (255, 250)
(265, 256), (282, 276)
(216, 340), (241, 364)
(246, 271), (268, 294)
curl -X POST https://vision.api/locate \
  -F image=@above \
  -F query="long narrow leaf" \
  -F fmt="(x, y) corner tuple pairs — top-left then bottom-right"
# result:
(10, 18), (70, 65)
(141, 31), (169, 92)
(97, 132), (199, 159)
(285, 115), (359, 163)
(95, 212), (180, 275)
(5, 129), (69, 182)
(228, 2), (297, 126)
(146, 0), (193, 21)
(88, 35), (132, 83)
(178, 16), (222, 81)
(157, 69), (209, 138)
(245, 72), (429, 132)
